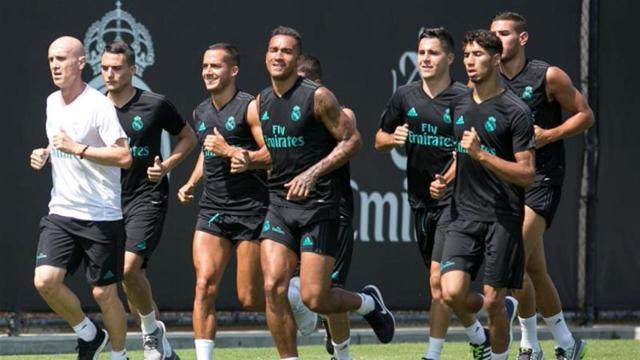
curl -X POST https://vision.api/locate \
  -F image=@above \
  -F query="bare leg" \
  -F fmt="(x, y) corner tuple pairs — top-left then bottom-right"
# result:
(122, 252), (159, 326)
(235, 240), (265, 311)
(93, 284), (127, 351)
(261, 240), (299, 358)
(34, 265), (85, 326)
(484, 285), (508, 354)
(192, 231), (232, 340)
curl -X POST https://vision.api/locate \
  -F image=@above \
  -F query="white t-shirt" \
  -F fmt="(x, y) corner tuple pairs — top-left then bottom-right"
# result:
(46, 84), (127, 221)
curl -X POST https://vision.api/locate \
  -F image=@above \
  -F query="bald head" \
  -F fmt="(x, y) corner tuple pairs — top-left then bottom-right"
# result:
(49, 36), (85, 58)
(48, 36), (86, 90)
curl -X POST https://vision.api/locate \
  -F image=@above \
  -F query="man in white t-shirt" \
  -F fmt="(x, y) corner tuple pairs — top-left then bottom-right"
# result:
(30, 36), (133, 360)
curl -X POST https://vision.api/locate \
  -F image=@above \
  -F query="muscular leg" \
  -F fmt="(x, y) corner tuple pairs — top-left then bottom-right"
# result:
(261, 240), (299, 358)
(33, 265), (85, 326)
(429, 261), (452, 339)
(440, 270), (475, 327)
(512, 206), (545, 319)
(122, 251), (158, 327)
(236, 240), (265, 311)
(326, 312), (350, 343)
(298, 252), (361, 315)
(93, 284), (127, 351)
(483, 285), (508, 354)
(192, 231), (232, 340)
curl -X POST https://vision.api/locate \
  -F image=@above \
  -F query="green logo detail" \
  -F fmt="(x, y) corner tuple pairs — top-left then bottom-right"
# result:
(443, 108), (452, 124)
(135, 241), (147, 251)
(302, 236), (313, 247)
(262, 220), (271, 232)
(455, 115), (464, 125)
(132, 116), (143, 131)
(484, 116), (497, 132)
(208, 213), (221, 226)
(261, 111), (270, 121)
(197, 121), (206, 133)
(331, 271), (339, 280)
(440, 260), (455, 270)
(522, 86), (533, 101)
(103, 270), (115, 280)
(36, 252), (47, 260)
(272, 226), (285, 235)
(407, 107), (418, 117)
(225, 116), (236, 131)
(291, 105), (301, 121)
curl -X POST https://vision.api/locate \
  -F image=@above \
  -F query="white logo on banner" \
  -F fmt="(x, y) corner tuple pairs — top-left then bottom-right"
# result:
(83, 1), (171, 163)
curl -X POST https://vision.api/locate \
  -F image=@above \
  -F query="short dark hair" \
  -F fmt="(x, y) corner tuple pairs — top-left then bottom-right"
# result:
(206, 43), (240, 66)
(463, 29), (503, 56)
(297, 54), (322, 82)
(270, 26), (302, 52)
(418, 27), (455, 54)
(491, 11), (527, 33)
(103, 41), (135, 66)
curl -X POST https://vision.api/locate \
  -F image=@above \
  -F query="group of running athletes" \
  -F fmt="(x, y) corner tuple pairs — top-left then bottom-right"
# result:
(30, 10), (593, 360)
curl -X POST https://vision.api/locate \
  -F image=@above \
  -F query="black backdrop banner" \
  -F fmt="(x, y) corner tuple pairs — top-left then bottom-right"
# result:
(1, 0), (605, 313)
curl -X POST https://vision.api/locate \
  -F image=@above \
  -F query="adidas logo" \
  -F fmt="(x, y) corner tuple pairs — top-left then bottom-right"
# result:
(261, 111), (270, 121)
(36, 252), (47, 260)
(135, 241), (146, 250)
(331, 271), (339, 280)
(302, 236), (313, 247)
(197, 121), (206, 132)
(103, 270), (115, 280)
(407, 107), (418, 117)
(455, 115), (464, 125)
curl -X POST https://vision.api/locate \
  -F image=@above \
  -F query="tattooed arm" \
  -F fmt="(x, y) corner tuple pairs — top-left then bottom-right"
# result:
(285, 87), (361, 200)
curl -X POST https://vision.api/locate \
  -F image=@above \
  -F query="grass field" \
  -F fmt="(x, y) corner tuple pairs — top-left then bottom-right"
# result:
(1, 340), (639, 359)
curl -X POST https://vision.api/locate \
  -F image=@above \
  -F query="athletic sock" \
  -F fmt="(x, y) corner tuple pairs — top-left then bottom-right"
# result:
(140, 311), (158, 334)
(332, 337), (351, 360)
(491, 350), (508, 360)
(111, 349), (127, 360)
(73, 317), (97, 342)
(519, 315), (540, 351)
(425, 336), (445, 359)
(543, 311), (574, 349)
(356, 293), (375, 315)
(465, 320), (486, 345)
(195, 339), (214, 360)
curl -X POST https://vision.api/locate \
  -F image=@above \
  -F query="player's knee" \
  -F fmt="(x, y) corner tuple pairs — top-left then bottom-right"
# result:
(194, 275), (218, 300)
(238, 288), (264, 311)
(263, 276), (287, 299)
(122, 265), (142, 287)
(525, 261), (546, 281)
(92, 284), (118, 305)
(300, 287), (327, 313)
(483, 292), (505, 316)
(33, 272), (60, 296)
(429, 272), (443, 300)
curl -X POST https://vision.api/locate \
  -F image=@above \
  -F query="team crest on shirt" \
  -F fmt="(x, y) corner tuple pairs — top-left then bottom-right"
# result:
(290, 105), (301, 121)
(484, 116), (497, 132)
(522, 86), (534, 101)
(443, 108), (452, 124)
(225, 116), (236, 131)
(132, 115), (144, 131)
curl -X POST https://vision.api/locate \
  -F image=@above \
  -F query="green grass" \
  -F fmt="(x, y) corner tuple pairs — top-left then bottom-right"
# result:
(1, 340), (639, 359)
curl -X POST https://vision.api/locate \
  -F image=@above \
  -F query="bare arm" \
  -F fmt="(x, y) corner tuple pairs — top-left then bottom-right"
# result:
(83, 138), (132, 169)
(374, 124), (409, 152)
(285, 87), (362, 200)
(233, 98), (272, 172)
(535, 66), (594, 147)
(148, 124), (197, 182)
(461, 127), (535, 188)
(177, 150), (204, 204)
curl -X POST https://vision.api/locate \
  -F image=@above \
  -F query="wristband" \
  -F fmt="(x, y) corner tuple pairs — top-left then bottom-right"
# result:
(79, 145), (89, 159)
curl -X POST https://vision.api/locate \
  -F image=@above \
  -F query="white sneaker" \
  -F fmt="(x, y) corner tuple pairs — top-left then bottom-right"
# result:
(288, 276), (318, 336)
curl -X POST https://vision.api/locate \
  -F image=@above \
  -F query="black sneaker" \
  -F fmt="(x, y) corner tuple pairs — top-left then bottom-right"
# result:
(76, 322), (109, 360)
(470, 328), (491, 360)
(321, 317), (335, 355)
(360, 285), (395, 343)
(555, 338), (587, 360)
